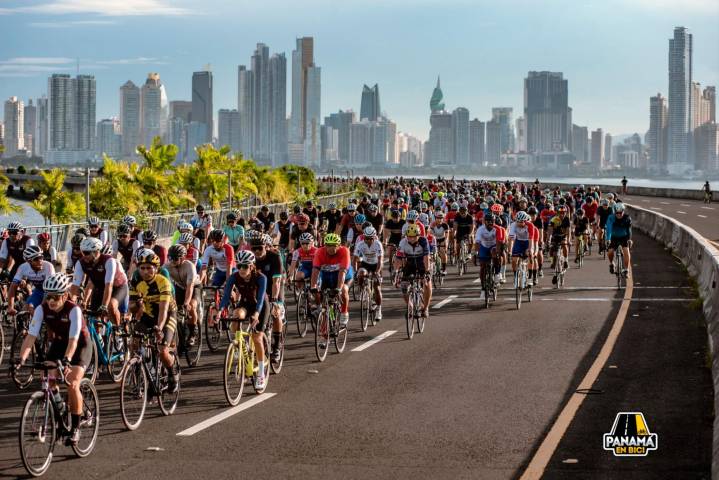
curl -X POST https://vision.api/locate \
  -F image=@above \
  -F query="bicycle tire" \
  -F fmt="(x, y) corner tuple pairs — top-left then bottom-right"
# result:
(11, 332), (35, 389)
(204, 301), (222, 352)
(85, 341), (98, 385)
(515, 271), (522, 310)
(359, 288), (370, 332)
(351, 281), (358, 302)
(406, 291), (415, 339)
(333, 304), (347, 353)
(184, 319), (203, 368)
(315, 309), (330, 362)
(270, 321), (286, 374)
(483, 269), (490, 309)
(158, 353), (180, 416)
(0, 323), (4, 368)
(416, 290), (426, 334)
(72, 378), (99, 458)
(107, 328), (129, 383)
(223, 341), (244, 406)
(120, 357), (147, 431)
(296, 290), (309, 338)
(19, 391), (55, 477)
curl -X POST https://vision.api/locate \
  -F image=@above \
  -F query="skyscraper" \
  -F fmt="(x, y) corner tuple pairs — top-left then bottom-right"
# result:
(693, 122), (719, 172)
(492, 108), (514, 154)
(648, 93), (669, 170)
(96, 118), (121, 158)
(452, 107), (469, 166)
(290, 37), (314, 146)
(515, 116), (527, 152)
(140, 73), (168, 146)
(237, 65), (254, 155)
(169, 100), (192, 123)
(360, 84), (380, 121)
(304, 65), (322, 167)
(269, 52), (287, 166)
(371, 117), (397, 165)
(349, 120), (371, 166)
(74, 75), (96, 151)
(24, 99), (36, 156)
(469, 119), (485, 166)
(485, 119), (501, 164)
(251, 43), (270, 163)
(605, 133), (613, 165)
(3, 96), (24, 157)
(428, 112), (453, 166)
(218, 109), (242, 153)
(667, 26), (693, 174)
(120, 80), (140, 157)
(35, 96), (48, 158)
(325, 110), (356, 164)
(571, 124), (589, 163)
(703, 86), (716, 123)
(192, 70), (213, 143)
(591, 128), (605, 168)
(524, 71), (571, 153)
(48, 74), (75, 150)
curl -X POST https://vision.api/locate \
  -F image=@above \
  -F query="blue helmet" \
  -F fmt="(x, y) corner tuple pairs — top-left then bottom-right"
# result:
(354, 214), (366, 224)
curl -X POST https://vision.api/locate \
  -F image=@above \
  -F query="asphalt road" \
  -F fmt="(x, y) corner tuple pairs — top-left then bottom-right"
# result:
(0, 232), (711, 479)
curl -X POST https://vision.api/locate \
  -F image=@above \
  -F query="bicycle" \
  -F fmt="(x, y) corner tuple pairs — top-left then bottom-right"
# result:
(314, 288), (347, 362)
(119, 328), (181, 431)
(457, 239), (469, 276)
(84, 310), (128, 383)
(601, 227), (608, 260)
(614, 244), (626, 290)
(358, 272), (379, 332)
(203, 285), (231, 352)
(10, 311), (46, 390)
(18, 360), (99, 477)
(295, 282), (316, 338)
(431, 249), (445, 288)
(479, 258), (498, 309)
(175, 305), (203, 367)
(575, 234), (586, 269)
(514, 255), (533, 310)
(223, 317), (271, 406)
(268, 302), (287, 375)
(553, 242), (567, 289)
(404, 274), (427, 339)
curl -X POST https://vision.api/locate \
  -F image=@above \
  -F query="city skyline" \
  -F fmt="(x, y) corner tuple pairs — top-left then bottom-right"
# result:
(0, 1), (717, 141)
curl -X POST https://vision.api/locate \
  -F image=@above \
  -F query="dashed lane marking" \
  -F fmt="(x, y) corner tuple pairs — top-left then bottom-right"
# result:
(177, 393), (277, 437)
(641, 199), (650, 203)
(698, 214), (708, 218)
(432, 295), (457, 309)
(660, 201), (670, 205)
(351, 330), (397, 352)
(677, 211), (687, 214)
(650, 207), (662, 211)
(681, 203), (692, 207)
(701, 206), (715, 210)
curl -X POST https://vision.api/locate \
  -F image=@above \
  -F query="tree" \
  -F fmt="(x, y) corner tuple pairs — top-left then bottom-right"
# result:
(0, 172), (22, 215)
(30, 169), (85, 224)
(136, 137), (182, 213)
(89, 156), (143, 220)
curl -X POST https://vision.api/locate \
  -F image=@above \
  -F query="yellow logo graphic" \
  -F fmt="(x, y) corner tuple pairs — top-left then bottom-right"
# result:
(603, 412), (658, 457)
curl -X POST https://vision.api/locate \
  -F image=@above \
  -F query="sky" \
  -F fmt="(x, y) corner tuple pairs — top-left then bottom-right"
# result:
(0, 0), (718, 141)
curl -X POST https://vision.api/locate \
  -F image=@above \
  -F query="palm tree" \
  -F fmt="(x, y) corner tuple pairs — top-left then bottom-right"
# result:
(90, 156), (144, 219)
(30, 169), (85, 224)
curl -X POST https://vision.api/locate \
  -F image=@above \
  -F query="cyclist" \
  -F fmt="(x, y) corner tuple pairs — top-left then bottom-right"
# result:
(87, 217), (109, 245)
(336, 203), (358, 241)
(166, 244), (201, 346)
(289, 213), (314, 253)
(606, 203), (633, 278)
(70, 237), (129, 327)
(223, 212), (245, 253)
(572, 207), (591, 263)
(475, 213), (506, 287)
(199, 229), (236, 287)
(321, 203), (342, 238)
(547, 205), (571, 285)
(129, 250), (179, 393)
(508, 211), (537, 280)
(596, 198), (613, 254)
(122, 215), (143, 240)
(383, 209), (405, 269)
(256, 205), (276, 232)
(65, 233), (86, 274)
(288, 233), (316, 291)
(0, 222), (36, 281)
(527, 206), (544, 282)
(582, 195), (598, 250)
(179, 232), (200, 267)
(453, 205), (474, 264)
(353, 226), (384, 321)
(703, 181), (712, 204)
(346, 213), (368, 249)
(112, 223), (140, 272)
(365, 203), (384, 237)
(271, 211), (293, 258)
(15, 273), (91, 445)
(401, 210), (425, 237)
(430, 211), (450, 275)
(394, 224), (432, 318)
(7, 245), (55, 317)
(303, 200), (319, 229)
(140, 230), (167, 268)
(190, 204), (213, 251)
(36, 232), (61, 271)
(311, 233), (353, 327)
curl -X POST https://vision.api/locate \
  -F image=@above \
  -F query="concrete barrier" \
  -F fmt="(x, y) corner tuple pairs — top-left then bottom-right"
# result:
(626, 203), (719, 475)
(507, 181), (718, 202)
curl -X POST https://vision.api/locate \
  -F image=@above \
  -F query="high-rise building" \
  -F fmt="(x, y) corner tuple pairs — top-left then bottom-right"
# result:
(74, 75), (96, 151)
(397, 132), (423, 167)
(269, 52), (287, 166)
(96, 118), (121, 158)
(304, 65), (321, 167)
(48, 74), (75, 150)
(290, 37), (314, 145)
(0, 121), (4, 147)
(667, 26), (693, 174)
(703, 86), (716, 123)
(321, 125), (339, 164)
(324, 110), (355, 164)
(428, 112), (453, 166)
(35, 96), (48, 158)
(452, 107), (470, 166)
(185, 121), (208, 162)
(192, 70), (213, 143)
(371, 117), (397, 166)
(237, 65), (254, 156)
(24, 99), (36, 156)
(140, 73), (168, 146)
(571, 124), (589, 163)
(218, 109), (242, 153)
(120, 80), (141, 156)
(515, 116), (527, 152)
(524, 71), (571, 153)
(491, 108), (514, 154)
(591, 128), (605, 168)
(169, 100), (192, 123)
(251, 43), (270, 163)
(360, 84), (380, 121)
(648, 93), (669, 170)
(605, 133), (613, 165)
(168, 117), (186, 160)
(349, 120), (371, 166)
(694, 85), (716, 127)
(694, 122), (718, 172)
(3, 96), (24, 157)
(485, 119), (501, 164)
(469, 119), (485, 166)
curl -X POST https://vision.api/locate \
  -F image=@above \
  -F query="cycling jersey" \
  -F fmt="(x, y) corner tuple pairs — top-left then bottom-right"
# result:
(41, 246), (58, 264)
(292, 246), (317, 277)
(13, 261), (55, 289)
(166, 259), (200, 289)
(384, 218), (405, 244)
(113, 238), (140, 271)
(129, 273), (176, 330)
(454, 214), (474, 237)
(320, 210), (342, 233)
(582, 202), (598, 221)
(0, 235), (35, 272)
(90, 228), (109, 245)
(72, 254), (127, 288)
(508, 222), (537, 242)
(201, 243), (235, 273)
(313, 245), (353, 286)
(396, 237), (429, 262)
(365, 213), (384, 231)
(290, 224), (315, 246)
(597, 206), (612, 228)
(353, 240), (384, 265)
(219, 270), (267, 311)
(255, 250), (283, 281)
(573, 216), (591, 236)
(272, 221), (292, 249)
(549, 216), (571, 238)
(475, 224), (507, 248)
(256, 212), (275, 231)
(302, 207), (319, 225)
(430, 222), (450, 241)
(29, 301), (90, 358)
(223, 225), (245, 247)
(606, 214), (632, 240)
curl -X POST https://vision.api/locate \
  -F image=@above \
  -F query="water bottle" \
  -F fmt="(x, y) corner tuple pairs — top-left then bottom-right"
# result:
(52, 388), (66, 418)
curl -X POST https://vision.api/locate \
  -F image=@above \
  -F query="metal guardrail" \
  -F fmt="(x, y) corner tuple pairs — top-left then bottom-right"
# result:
(19, 191), (358, 252)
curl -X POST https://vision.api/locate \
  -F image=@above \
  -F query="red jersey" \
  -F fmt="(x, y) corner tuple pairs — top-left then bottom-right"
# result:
(313, 246), (351, 272)
(582, 202), (598, 221)
(445, 211), (457, 223)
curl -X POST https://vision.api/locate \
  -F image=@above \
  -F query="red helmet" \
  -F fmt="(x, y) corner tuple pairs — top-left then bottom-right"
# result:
(490, 204), (504, 214)
(37, 232), (51, 242)
(297, 214), (310, 223)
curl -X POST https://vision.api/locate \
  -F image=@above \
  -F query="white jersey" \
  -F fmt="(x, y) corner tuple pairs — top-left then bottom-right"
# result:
(12, 261), (55, 288)
(475, 225), (500, 248)
(508, 222), (531, 241)
(353, 240), (384, 265)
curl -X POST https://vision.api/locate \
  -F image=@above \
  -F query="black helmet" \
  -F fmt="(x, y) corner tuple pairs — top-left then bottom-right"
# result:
(116, 223), (131, 235)
(226, 212), (237, 221)
(75, 227), (90, 237)
(71, 233), (86, 247)
(143, 230), (158, 242)
(484, 213), (496, 224)
(208, 228), (224, 242)
(279, 211), (289, 220)
(168, 244), (187, 261)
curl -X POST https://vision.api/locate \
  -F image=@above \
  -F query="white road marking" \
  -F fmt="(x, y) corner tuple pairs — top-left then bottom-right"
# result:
(473, 277), (482, 283)
(701, 206), (715, 210)
(697, 214), (707, 218)
(660, 201), (670, 205)
(650, 207), (662, 211)
(641, 199), (650, 203)
(681, 204), (692, 207)
(176, 393), (277, 436)
(676, 211), (687, 214)
(351, 330), (397, 352)
(433, 295), (457, 309)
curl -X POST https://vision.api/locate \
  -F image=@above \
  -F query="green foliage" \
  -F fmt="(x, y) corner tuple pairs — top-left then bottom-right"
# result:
(89, 156), (143, 220)
(0, 172), (22, 215)
(30, 169), (85, 223)
(17, 165), (27, 174)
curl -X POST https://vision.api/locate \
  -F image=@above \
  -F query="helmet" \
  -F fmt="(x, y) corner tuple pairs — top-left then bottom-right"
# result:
(390, 208), (399, 217)
(576, 208), (585, 216)
(614, 202), (625, 212)
(180, 222), (193, 232)
(116, 223), (131, 235)
(179, 232), (194, 244)
(324, 233), (341, 246)
(101, 244), (113, 256)
(406, 210), (418, 221)
(368, 204), (379, 212)
(479, 202), (489, 210)
(459, 205), (468, 211)
(419, 202), (428, 210)
(293, 205), (302, 214)
(236, 250), (256, 266)
(405, 224), (420, 237)
(451, 204), (459, 211)
(363, 226), (377, 238)
(226, 212), (237, 221)
(43, 273), (71, 294)
(262, 234), (274, 246)
(122, 215), (136, 225)
(484, 213), (496, 224)
(36, 232), (51, 243)
(134, 247), (151, 263)
(246, 230), (263, 246)
(297, 214), (310, 223)
(143, 230), (158, 242)
(7, 221), (23, 233)
(606, 193), (615, 200)
(527, 206), (538, 215)
(279, 210), (289, 220)
(168, 244), (187, 260)
(23, 245), (43, 262)
(435, 211), (445, 219)
(515, 211), (531, 222)
(176, 219), (186, 229)
(80, 237), (103, 253)
(518, 197), (528, 204)
(88, 216), (100, 227)
(299, 232), (314, 244)
(354, 214), (366, 224)
(208, 229), (224, 242)
(418, 213), (430, 226)
(137, 250), (160, 267)
(557, 205), (568, 212)
(491, 204), (504, 214)
(600, 199), (609, 206)
(71, 233), (86, 247)
(261, 205), (269, 212)
(328, 203), (337, 209)
(346, 203), (357, 212)
(195, 204), (205, 212)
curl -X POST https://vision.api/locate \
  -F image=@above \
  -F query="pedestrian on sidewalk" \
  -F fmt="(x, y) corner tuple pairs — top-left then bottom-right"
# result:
(621, 176), (628, 195)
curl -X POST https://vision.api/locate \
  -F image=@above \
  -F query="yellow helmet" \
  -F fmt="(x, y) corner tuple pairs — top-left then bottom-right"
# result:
(406, 224), (420, 237)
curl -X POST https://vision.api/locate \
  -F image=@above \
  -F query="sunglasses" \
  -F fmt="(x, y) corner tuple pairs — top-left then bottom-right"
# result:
(45, 293), (63, 302)
(81, 251), (95, 256)
(251, 246), (264, 252)
(118, 234), (129, 239)
(238, 264), (251, 270)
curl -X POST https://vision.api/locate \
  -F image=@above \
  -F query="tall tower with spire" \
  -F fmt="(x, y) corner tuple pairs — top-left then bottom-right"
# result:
(430, 76), (445, 112)
(428, 75), (452, 166)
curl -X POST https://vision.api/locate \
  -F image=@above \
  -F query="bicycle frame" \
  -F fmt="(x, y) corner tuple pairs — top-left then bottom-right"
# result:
(87, 316), (123, 367)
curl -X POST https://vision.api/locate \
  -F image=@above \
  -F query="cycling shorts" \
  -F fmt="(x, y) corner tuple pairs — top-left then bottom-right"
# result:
(319, 266), (354, 289)
(232, 296), (270, 333)
(47, 338), (93, 368)
(359, 262), (379, 273)
(298, 262), (313, 279)
(511, 240), (530, 257)
(27, 288), (45, 308)
(90, 282), (129, 315)
(211, 269), (227, 288)
(477, 245), (496, 261)
(609, 237), (630, 249)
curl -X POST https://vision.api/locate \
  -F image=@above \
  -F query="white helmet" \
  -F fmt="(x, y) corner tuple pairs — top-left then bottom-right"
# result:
(515, 211), (531, 222)
(80, 237), (103, 253)
(23, 245), (43, 262)
(179, 232), (194, 244)
(122, 215), (137, 225)
(43, 273), (72, 294)
(235, 250), (256, 266)
(363, 226), (377, 238)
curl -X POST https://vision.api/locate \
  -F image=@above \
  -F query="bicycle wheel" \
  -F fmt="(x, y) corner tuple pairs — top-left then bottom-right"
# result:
(314, 309), (330, 362)
(120, 357), (147, 431)
(0, 323), (4, 368)
(204, 301), (222, 352)
(19, 391), (56, 477)
(270, 321), (286, 374)
(406, 293), (415, 339)
(11, 332), (35, 389)
(158, 353), (180, 416)
(296, 290), (309, 338)
(483, 270), (490, 309)
(106, 328), (129, 383)
(359, 288), (370, 332)
(416, 291), (426, 334)
(223, 341), (244, 406)
(528, 283), (533, 302)
(333, 304), (348, 353)
(351, 281), (358, 302)
(515, 272), (522, 310)
(84, 341), (98, 385)
(184, 320), (203, 368)
(72, 378), (99, 458)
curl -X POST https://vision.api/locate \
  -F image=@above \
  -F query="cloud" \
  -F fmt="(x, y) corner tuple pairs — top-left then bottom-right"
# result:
(94, 56), (168, 65)
(29, 19), (118, 27)
(0, 57), (75, 65)
(0, 55), (170, 77)
(0, 0), (192, 16)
